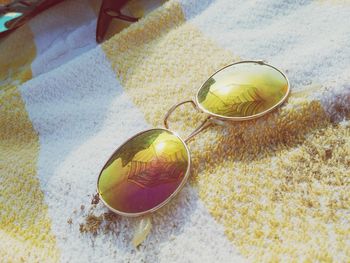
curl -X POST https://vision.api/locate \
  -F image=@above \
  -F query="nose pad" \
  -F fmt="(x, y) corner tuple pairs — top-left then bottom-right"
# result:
(210, 118), (229, 127)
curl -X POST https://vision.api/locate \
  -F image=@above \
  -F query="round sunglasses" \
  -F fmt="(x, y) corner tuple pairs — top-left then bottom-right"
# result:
(96, 60), (290, 243)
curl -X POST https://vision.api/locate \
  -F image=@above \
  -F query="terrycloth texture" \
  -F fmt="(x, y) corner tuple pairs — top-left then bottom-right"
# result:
(0, 0), (349, 262)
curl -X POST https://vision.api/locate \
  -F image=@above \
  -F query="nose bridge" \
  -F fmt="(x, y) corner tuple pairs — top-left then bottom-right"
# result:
(163, 99), (197, 129)
(163, 99), (213, 143)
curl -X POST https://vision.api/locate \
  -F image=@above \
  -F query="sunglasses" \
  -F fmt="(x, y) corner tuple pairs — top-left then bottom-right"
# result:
(0, 0), (63, 37)
(96, 60), (290, 244)
(0, 0), (137, 42)
(96, 0), (138, 43)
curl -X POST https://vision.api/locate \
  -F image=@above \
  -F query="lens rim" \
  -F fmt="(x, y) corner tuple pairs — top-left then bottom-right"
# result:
(195, 60), (290, 121)
(97, 128), (191, 217)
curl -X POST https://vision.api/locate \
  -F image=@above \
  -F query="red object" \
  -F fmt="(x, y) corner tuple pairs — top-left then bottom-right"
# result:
(96, 0), (138, 43)
(0, 0), (139, 43)
(0, 0), (63, 37)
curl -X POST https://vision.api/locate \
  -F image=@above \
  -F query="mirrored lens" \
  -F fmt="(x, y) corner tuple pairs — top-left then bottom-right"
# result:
(98, 129), (190, 215)
(197, 61), (289, 119)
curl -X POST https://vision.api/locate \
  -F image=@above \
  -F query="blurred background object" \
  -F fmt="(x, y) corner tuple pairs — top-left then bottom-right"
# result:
(1, 0), (166, 42)
(0, 0), (64, 37)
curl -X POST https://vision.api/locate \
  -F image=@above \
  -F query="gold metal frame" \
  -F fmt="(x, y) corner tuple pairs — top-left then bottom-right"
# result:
(194, 60), (290, 121)
(97, 60), (290, 218)
(97, 128), (192, 217)
(164, 100), (213, 143)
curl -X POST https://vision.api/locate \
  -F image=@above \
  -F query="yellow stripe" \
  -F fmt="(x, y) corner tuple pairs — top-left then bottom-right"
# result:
(102, 1), (349, 261)
(0, 87), (60, 262)
(102, 1), (235, 133)
(0, 26), (60, 262)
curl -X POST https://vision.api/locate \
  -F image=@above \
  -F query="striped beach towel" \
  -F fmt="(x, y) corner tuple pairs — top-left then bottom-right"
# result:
(0, 0), (349, 262)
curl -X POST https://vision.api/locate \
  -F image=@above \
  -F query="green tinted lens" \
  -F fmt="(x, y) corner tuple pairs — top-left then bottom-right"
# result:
(197, 61), (289, 119)
(1, 12), (23, 33)
(98, 129), (190, 216)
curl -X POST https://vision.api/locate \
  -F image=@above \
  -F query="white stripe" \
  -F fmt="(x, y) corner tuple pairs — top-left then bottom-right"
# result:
(20, 46), (245, 262)
(29, 0), (97, 77)
(177, 0), (214, 20)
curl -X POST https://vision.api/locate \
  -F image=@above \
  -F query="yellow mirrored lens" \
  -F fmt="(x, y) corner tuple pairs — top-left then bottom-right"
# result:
(197, 61), (289, 119)
(97, 129), (190, 215)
